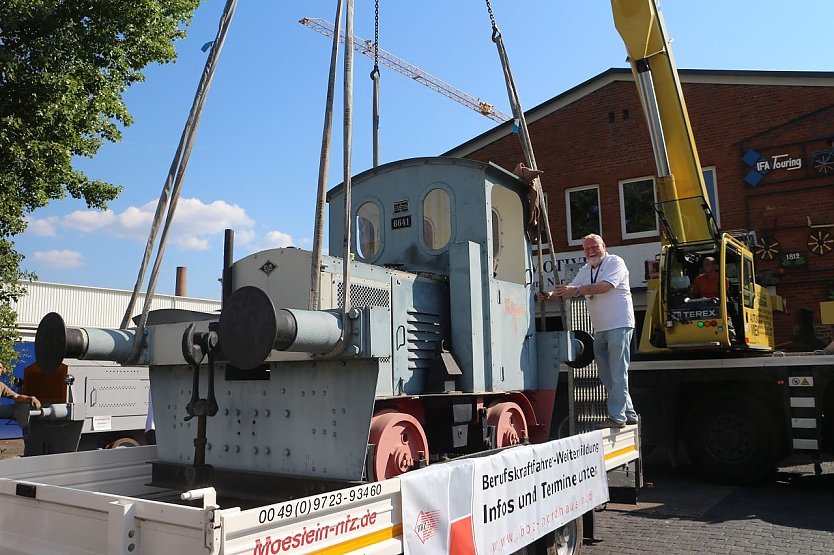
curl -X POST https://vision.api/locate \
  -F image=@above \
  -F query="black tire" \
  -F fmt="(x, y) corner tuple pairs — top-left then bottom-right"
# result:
(532, 515), (583, 555)
(684, 395), (779, 484)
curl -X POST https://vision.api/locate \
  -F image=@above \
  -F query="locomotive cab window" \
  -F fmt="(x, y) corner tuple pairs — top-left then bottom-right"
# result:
(422, 188), (452, 250)
(356, 201), (381, 260)
(490, 185), (526, 284)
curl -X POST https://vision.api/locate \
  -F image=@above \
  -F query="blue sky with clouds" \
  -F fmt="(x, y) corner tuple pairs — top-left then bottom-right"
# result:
(15, 0), (833, 299)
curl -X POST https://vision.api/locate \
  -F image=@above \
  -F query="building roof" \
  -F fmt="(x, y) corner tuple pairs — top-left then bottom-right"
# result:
(444, 68), (834, 158)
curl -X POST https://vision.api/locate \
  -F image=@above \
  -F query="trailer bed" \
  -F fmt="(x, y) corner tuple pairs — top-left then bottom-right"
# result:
(0, 427), (638, 554)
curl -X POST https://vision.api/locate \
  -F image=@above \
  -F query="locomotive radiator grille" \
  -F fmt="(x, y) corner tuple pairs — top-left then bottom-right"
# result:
(406, 310), (442, 370)
(335, 282), (391, 308)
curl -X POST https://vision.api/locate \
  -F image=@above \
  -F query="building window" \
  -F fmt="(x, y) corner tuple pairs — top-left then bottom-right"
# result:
(423, 188), (452, 250)
(565, 185), (600, 246)
(356, 201), (381, 260)
(702, 166), (720, 227)
(619, 176), (658, 240)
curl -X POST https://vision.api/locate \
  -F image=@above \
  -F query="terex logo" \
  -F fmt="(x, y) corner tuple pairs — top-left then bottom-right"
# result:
(672, 307), (720, 321)
(414, 510), (440, 544)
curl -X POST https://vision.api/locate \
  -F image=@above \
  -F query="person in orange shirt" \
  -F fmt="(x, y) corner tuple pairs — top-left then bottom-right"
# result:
(691, 256), (721, 299)
(0, 363), (41, 409)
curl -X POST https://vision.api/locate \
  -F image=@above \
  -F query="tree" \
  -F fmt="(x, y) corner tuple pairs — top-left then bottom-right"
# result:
(0, 0), (201, 373)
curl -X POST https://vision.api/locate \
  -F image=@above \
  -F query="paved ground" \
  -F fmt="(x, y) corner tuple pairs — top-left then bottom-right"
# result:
(586, 458), (834, 554)
(0, 438), (22, 459)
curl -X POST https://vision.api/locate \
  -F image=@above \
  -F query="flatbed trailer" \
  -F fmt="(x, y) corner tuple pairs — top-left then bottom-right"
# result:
(0, 427), (638, 555)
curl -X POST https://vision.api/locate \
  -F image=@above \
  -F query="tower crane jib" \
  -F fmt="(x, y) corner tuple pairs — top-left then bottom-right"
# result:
(299, 17), (510, 123)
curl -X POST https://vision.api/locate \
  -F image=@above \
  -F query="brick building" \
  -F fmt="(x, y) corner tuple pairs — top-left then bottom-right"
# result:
(446, 68), (834, 348)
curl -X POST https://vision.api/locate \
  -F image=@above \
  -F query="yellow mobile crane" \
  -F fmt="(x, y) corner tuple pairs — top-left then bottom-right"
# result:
(608, 1), (834, 484)
(611, 0), (775, 354)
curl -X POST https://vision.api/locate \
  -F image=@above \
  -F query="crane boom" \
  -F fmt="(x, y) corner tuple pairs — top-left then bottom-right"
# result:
(299, 17), (511, 123)
(611, 0), (715, 247)
(610, 0), (774, 353)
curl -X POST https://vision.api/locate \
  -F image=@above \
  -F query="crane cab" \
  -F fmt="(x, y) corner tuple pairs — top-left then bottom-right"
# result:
(639, 197), (775, 353)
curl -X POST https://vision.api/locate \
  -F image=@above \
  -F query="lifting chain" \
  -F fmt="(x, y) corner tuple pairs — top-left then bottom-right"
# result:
(373, 0), (380, 75)
(370, 0), (381, 167)
(484, 0), (500, 40)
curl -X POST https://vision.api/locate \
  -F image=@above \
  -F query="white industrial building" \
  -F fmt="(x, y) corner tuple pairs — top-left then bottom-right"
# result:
(12, 281), (221, 340)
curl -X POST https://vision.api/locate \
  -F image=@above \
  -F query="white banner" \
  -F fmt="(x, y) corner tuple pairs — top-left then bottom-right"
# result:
(401, 431), (608, 555)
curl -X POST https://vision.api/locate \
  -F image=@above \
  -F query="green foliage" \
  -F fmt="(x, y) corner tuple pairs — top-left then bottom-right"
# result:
(0, 240), (30, 375)
(0, 0), (201, 368)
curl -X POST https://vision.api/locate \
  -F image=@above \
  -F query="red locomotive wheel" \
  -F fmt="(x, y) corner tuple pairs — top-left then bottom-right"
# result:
(486, 401), (528, 448)
(368, 411), (429, 481)
(106, 437), (141, 449)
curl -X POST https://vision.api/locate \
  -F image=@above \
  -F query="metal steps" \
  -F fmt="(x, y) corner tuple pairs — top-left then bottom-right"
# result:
(567, 298), (608, 434)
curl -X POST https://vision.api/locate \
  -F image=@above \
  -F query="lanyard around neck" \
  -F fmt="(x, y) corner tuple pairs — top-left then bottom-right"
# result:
(590, 256), (605, 284)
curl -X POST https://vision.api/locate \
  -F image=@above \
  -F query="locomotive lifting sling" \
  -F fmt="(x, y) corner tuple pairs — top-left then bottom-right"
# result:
(121, 0), (239, 345)
(483, 0), (569, 333)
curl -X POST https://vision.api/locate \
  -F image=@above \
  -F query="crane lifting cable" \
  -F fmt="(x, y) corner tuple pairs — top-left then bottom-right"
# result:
(341, 0), (356, 320)
(311, 0), (357, 357)
(483, 0), (568, 332)
(370, 0), (380, 167)
(309, 0), (345, 312)
(120, 0), (239, 348)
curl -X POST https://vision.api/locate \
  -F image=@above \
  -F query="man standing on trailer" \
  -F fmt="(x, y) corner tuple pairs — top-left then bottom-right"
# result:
(538, 234), (637, 428)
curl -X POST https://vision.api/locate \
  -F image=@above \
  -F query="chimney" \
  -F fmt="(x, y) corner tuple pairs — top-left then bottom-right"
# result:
(176, 266), (187, 297)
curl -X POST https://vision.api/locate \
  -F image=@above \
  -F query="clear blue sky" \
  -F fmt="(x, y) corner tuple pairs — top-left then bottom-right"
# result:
(16, 0), (833, 300)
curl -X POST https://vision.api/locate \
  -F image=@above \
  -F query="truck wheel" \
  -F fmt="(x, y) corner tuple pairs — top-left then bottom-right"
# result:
(684, 395), (777, 483)
(533, 515), (583, 555)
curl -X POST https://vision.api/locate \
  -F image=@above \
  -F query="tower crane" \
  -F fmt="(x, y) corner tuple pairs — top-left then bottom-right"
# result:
(299, 17), (511, 123)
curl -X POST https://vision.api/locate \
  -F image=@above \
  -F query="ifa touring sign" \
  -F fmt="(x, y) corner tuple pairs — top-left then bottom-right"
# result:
(742, 139), (834, 186)
(742, 148), (803, 187)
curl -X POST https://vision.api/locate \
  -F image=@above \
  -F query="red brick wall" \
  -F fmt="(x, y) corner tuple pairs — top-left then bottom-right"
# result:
(465, 79), (834, 347)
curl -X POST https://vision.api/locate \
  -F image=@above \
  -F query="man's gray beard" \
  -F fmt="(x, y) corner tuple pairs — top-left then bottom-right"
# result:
(588, 255), (602, 267)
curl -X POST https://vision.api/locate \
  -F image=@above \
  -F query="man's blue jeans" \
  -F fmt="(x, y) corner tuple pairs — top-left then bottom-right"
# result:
(593, 327), (637, 423)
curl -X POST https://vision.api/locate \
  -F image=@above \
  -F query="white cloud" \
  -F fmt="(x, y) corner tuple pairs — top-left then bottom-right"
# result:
(235, 228), (257, 245)
(241, 230), (302, 254)
(176, 236), (211, 251)
(27, 197), (258, 252)
(175, 198), (254, 236)
(26, 217), (58, 237)
(262, 230), (293, 249)
(26, 198), (305, 260)
(114, 205), (153, 237)
(63, 209), (116, 233)
(32, 250), (86, 269)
